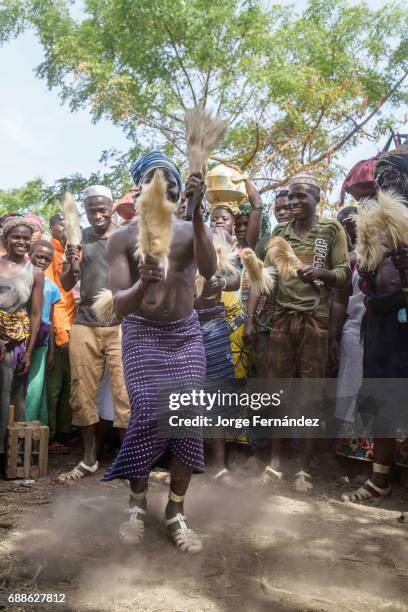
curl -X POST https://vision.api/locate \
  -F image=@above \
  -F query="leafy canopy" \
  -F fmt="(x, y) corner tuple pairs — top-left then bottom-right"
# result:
(1, 0), (408, 204)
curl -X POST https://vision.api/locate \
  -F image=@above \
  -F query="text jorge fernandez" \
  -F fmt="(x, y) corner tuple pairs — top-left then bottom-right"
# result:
(167, 390), (320, 429)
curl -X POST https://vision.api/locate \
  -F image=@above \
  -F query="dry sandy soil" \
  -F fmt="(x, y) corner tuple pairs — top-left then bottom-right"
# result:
(1, 450), (408, 612)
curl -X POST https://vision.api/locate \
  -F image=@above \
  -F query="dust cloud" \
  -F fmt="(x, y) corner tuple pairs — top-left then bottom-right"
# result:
(1, 460), (408, 611)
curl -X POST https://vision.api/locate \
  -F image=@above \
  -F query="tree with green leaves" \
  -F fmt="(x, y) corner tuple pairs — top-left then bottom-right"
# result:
(0, 164), (131, 218)
(1, 0), (408, 201)
(0, 179), (56, 217)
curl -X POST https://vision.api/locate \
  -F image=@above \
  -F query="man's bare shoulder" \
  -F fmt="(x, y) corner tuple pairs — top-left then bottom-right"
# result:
(108, 222), (137, 252)
(173, 217), (192, 230)
(173, 218), (196, 249)
(173, 217), (208, 239)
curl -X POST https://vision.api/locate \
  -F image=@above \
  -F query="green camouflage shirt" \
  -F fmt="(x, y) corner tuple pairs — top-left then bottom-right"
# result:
(264, 216), (350, 320)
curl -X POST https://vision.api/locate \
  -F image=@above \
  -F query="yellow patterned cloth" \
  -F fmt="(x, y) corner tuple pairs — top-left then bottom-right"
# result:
(222, 289), (253, 445)
(208, 201), (241, 217)
(221, 291), (253, 379)
(0, 308), (30, 344)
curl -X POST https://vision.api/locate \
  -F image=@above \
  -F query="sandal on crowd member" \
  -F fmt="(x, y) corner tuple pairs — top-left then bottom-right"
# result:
(293, 470), (313, 493)
(149, 470), (171, 486)
(212, 467), (241, 488)
(341, 479), (391, 502)
(49, 441), (70, 455)
(57, 460), (99, 484)
(259, 465), (283, 487)
(342, 462), (391, 502)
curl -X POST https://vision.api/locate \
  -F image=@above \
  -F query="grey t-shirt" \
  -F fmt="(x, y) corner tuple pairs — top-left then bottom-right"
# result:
(75, 227), (120, 327)
(0, 261), (33, 314)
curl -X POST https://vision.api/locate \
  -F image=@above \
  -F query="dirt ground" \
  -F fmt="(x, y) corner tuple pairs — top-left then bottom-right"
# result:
(1, 449), (408, 612)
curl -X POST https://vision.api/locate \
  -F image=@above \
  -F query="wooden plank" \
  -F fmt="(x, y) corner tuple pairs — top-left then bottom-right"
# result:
(5, 428), (19, 479)
(7, 404), (15, 428)
(23, 427), (32, 479)
(39, 426), (49, 477)
(6, 422), (49, 479)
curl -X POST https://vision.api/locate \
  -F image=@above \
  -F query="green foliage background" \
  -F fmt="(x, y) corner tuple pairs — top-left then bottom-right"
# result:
(1, 0), (408, 218)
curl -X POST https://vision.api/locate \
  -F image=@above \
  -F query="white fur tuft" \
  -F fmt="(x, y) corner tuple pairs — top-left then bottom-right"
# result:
(241, 247), (274, 295)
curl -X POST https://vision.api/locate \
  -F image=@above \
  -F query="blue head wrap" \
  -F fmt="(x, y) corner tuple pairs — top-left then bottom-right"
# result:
(130, 151), (182, 193)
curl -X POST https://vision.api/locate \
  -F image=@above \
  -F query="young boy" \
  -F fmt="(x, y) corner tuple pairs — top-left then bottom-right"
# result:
(25, 240), (61, 424)
(45, 214), (76, 452)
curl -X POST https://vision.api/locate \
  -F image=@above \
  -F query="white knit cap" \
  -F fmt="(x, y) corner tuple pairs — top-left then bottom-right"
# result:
(82, 185), (113, 202)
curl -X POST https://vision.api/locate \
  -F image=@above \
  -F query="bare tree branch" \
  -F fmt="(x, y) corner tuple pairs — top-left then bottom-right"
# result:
(301, 104), (326, 163)
(168, 81), (187, 110)
(163, 22), (198, 106)
(202, 67), (213, 108)
(259, 178), (288, 194)
(210, 153), (242, 163)
(311, 70), (408, 165)
(240, 102), (270, 169)
(250, 140), (290, 176)
(135, 112), (185, 155)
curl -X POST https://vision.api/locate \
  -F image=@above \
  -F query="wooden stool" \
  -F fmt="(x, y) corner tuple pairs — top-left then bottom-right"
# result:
(6, 405), (49, 479)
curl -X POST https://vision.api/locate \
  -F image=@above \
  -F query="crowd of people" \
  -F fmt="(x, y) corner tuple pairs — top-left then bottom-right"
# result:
(1, 146), (408, 554)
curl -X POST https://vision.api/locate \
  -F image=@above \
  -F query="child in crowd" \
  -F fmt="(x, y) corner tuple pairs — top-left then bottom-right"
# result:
(25, 240), (60, 424)
(45, 214), (76, 451)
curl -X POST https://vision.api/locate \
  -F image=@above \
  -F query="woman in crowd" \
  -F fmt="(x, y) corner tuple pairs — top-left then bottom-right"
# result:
(195, 228), (241, 485)
(330, 206), (372, 461)
(25, 213), (45, 245)
(0, 217), (43, 457)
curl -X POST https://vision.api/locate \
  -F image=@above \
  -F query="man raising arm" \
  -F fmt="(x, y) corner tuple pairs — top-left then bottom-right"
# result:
(103, 152), (217, 554)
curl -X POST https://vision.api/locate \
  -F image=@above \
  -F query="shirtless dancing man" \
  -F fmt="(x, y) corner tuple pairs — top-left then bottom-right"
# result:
(103, 152), (217, 553)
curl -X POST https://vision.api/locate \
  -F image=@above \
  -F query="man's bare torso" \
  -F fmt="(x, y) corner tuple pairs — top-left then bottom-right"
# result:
(375, 257), (402, 295)
(116, 218), (197, 321)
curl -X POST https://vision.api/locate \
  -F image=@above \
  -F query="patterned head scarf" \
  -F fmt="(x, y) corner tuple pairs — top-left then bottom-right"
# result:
(237, 202), (272, 241)
(208, 201), (241, 217)
(375, 145), (408, 177)
(130, 151), (182, 193)
(1, 216), (35, 239)
(0, 213), (24, 228)
(374, 146), (408, 197)
(25, 213), (44, 232)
